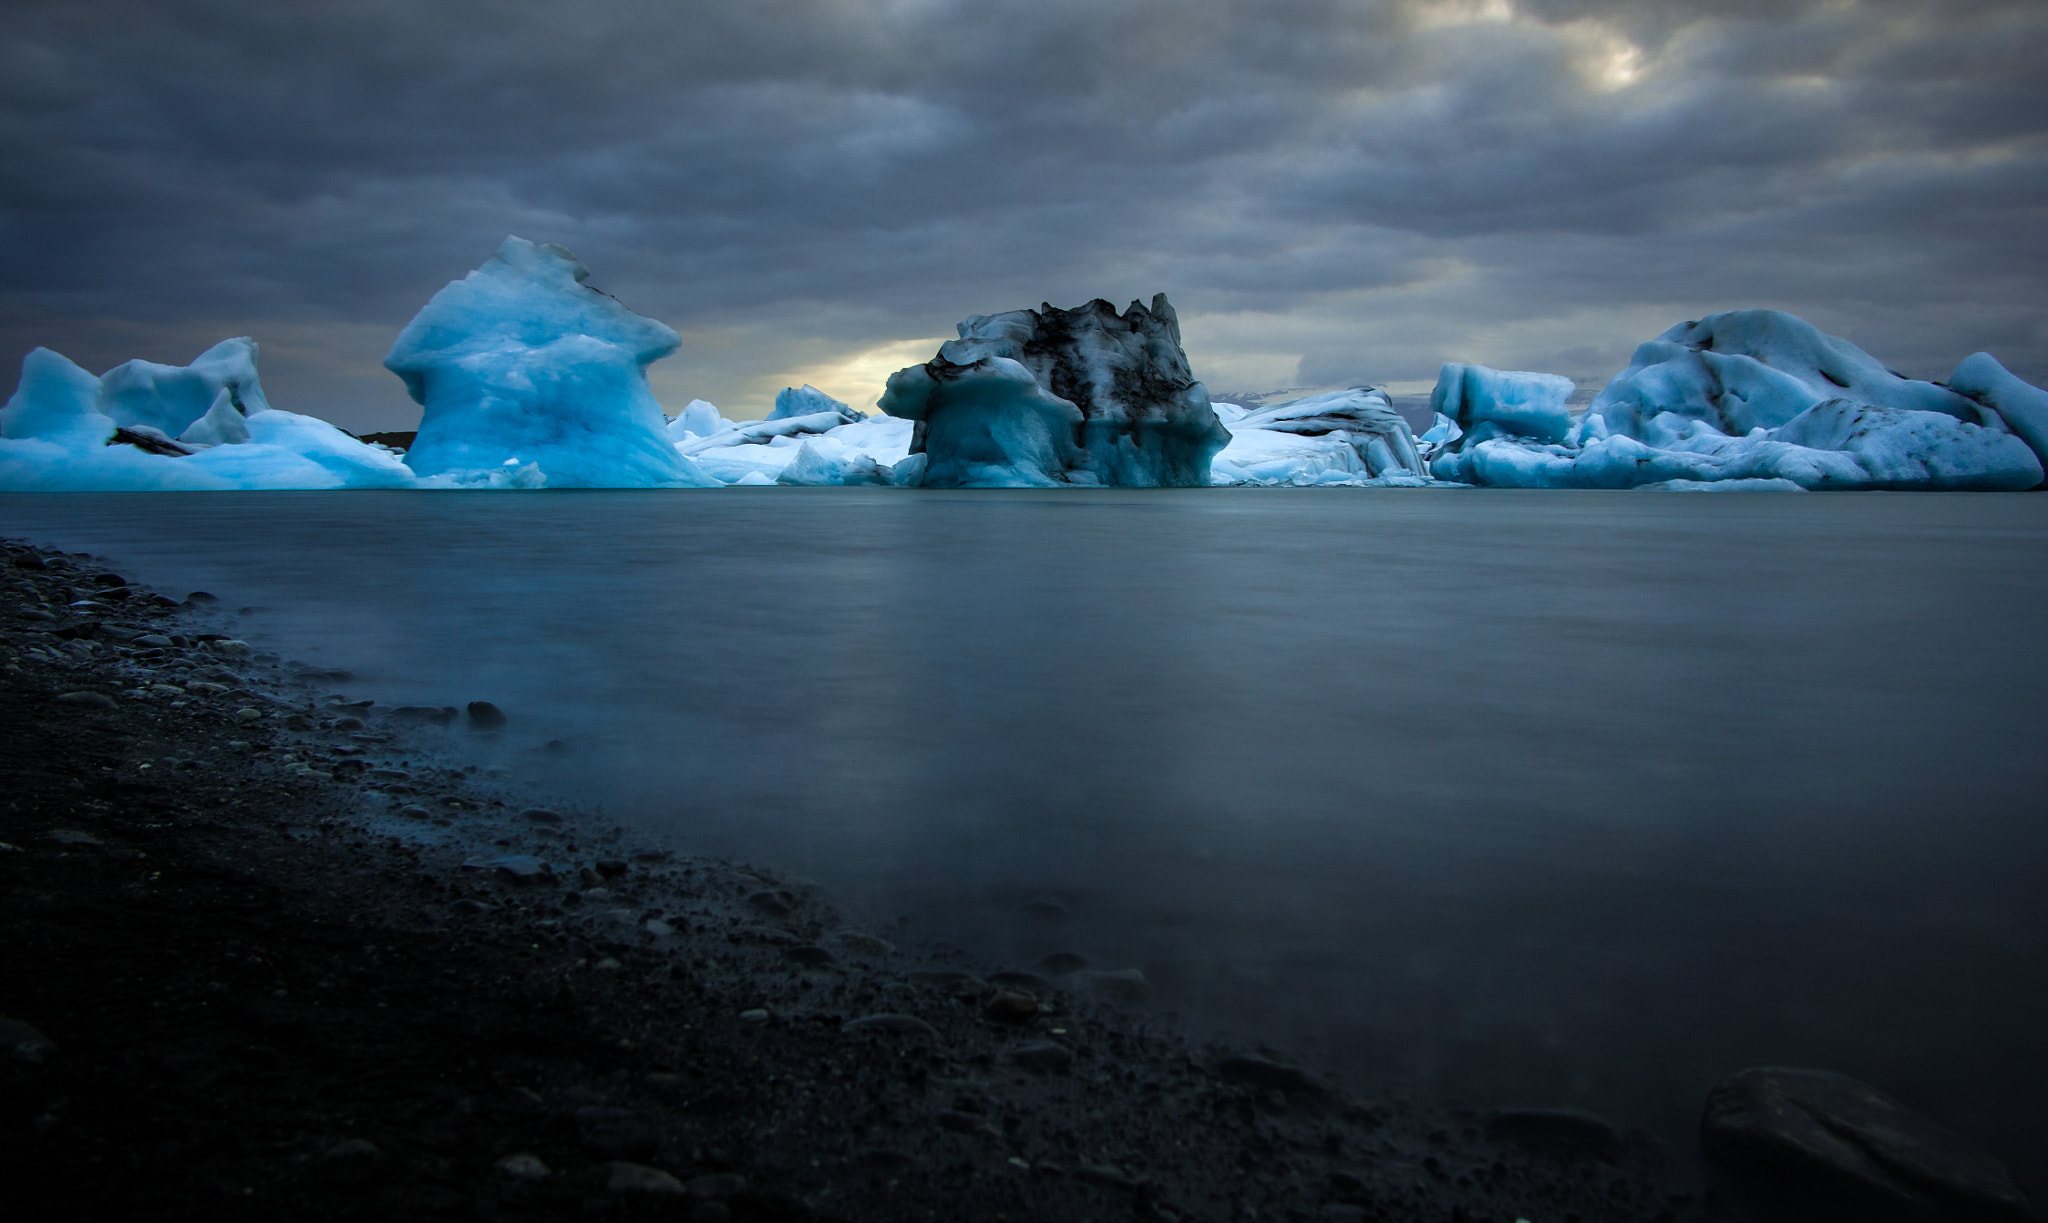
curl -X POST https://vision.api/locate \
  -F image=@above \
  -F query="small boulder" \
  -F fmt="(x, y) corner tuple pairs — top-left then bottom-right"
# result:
(1701, 1066), (2034, 1223)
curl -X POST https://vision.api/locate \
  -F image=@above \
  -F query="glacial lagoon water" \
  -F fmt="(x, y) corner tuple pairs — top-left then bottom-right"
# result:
(8, 487), (2046, 1183)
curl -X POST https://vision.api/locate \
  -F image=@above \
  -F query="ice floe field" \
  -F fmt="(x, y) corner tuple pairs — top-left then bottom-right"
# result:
(6, 485), (2046, 1182)
(5, 235), (2048, 494)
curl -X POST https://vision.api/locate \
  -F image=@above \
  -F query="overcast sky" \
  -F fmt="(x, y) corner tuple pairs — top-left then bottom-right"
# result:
(3, 0), (2044, 430)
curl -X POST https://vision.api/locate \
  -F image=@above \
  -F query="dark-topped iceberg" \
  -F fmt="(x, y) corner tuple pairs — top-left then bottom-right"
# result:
(879, 295), (1230, 488)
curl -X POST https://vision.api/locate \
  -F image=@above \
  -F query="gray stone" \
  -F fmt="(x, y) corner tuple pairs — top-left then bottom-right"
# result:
(1218, 1055), (1325, 1097)
(1702, 1066), (2034, 1223)
(0, 1017), (57, 1066)
(1074, 967), (1152, 1004)
(1011, 1042), (1074, 1073)
(494, 1152), (551, 1182)
(519, 807), (563, 825)
(55, 691), (116, 709)
(606, 1161), (684, 1195)
(841, 1013), (939, 1038)
(784, 944), (836, 967)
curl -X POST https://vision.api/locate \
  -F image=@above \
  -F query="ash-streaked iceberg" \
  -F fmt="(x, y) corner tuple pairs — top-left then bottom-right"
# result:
(0, 343), (416, 491)
(1429, 312), (2045, 491)
(879, 295), (1230, 488)
(385, 236), (718, 489)
(1211, 387), (1432, 486)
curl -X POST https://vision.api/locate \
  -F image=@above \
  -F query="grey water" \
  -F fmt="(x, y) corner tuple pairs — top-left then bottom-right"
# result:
(8, 488), (2047, 1184)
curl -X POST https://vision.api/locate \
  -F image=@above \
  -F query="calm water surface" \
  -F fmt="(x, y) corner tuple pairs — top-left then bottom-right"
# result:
(8, 488), (2046, 1182)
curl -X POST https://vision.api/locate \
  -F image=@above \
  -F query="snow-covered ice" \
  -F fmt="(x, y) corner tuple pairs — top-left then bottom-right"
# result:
(385, 236), (718, 489)
(769, 384), (862, 422)
(666, 399), (731, 441)
(1211, 387), (1432, 486)
(879, 295), (1230, 487)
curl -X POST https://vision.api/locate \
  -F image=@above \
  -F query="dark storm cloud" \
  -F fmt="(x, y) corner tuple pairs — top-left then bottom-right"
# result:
(1, 0), (2043, 427)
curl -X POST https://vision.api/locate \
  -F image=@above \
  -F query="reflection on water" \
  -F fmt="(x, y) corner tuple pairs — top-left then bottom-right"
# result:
(8, 487), (2047, 1179)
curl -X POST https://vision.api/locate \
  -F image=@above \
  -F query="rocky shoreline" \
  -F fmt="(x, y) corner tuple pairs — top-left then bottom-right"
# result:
(0, 533), (2023, 1223)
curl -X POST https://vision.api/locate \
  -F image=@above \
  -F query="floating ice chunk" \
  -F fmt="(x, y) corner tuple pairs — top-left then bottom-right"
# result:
(675, 408), (862, 455)
(1947, 352), (2048, 473)
(178, 388), (252, 447)
(1430, 363), (1573, 445)
(0, 344), (418, 491)
(771, 384), (862, 422)
(1232, 386), (1428, 478)
(99, 337), (271, 438)
(881, 295), (1229, 488)
(385, 236), (718, 489)
(1580, 309), (1991, 444)
(732, 470), (776, 486)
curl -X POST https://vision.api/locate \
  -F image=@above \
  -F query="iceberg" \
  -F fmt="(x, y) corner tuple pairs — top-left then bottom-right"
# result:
(878, 295), (1230, 487)
(0, 344), (417, 492)
(385, 236), (719, 489)
(1429, 313), (2044, 491)
(1212, 387), (1432, 486)
(688, 413), (914, 486)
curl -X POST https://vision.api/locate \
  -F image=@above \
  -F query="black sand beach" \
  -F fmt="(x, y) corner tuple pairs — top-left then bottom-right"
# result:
(0, 535), (1809, 1221)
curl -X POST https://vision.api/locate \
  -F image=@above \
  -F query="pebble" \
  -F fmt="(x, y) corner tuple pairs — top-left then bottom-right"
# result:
(784, 945), (836, 967)
(594, 958), (623, 971)
(644, 919), (676, 937)
(47, 829), (104, 846)
(519, 807), (563, 825)
(488, 855), (551, 880)
(494, 1152), (552, 1182)
(740, 1008), (771, 1023)
(55, 691), (116, 709)
(747, 889), (795, 916)
(840, 1013), (938, 1038)
(606, 1162), (685, 1196)
(1011, 1041), (1074, 1073)
(451, 898), (497, 914)
(234, 707), (263, 721)
(135, 634), (173, 648)
(396, 804), (432, 819)
(1484, 1108), (1623, 1162)
(983, 989), (1039, 1023)
(834, 931), (895, 956)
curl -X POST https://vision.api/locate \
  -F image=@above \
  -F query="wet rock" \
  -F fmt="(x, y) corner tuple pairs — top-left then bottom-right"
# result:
(630, 849), (671, 864)
(520, 807), (563, 825)
(1017, 896), (1068, 920)
(841, 1013), (939, 1039)
(1011, 1042), (1074, 1073)
(184, 590), (217, 602)
(739, 1009), (770, 1023)
(55, 691), (116, 709)
(0, 1018), (56, 1066)
(488, 855), (552, 881)
(466, 700), (506, 729)
(785, 945), (835, 967)
(451, 899), (498, 914)
(834, 931), (895, 956)
(330, 716), (365, 731)
(390, 705), (456, 725)
(396, 804), (432, 820)
(1702, 1067), (2034, 1223)
(644, 918), (676, 937)
(1077, 1162), (1147, 1191)
(234, 708), (263, 722)
(312, 1138), (385, 1184)
(1485, 1108), (1624, 1162)
(907, 971), (983, 997)
(495, 1152), (552, 1182)
(595, 859), (629, 879)
(1034, 952), (1089, 975)
(606, 1161), (685, 1195)
(135, 634), (173, 648)
(1218, 1055), (1325, 1097)
(983, 989), (1039, 1023)
(747, 889), (794, 916)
